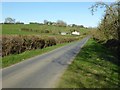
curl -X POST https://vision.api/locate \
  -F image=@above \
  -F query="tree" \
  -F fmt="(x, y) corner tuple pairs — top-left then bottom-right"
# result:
(44, 20), (49, 25)
(4, 17), (15, 24)
(16, 21), (24, 24)
(71, 24), (76, 27)
(79, 25), (84, 28)
(56, 20), (67, 27)
(89, 1), (120, 59)
(89, 1), (119, 40)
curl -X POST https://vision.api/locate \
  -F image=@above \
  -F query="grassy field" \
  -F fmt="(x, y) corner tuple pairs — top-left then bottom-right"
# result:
(57, 38), (119, 88)
(2, 24), (89, 35)
(2, 41), (78, 68)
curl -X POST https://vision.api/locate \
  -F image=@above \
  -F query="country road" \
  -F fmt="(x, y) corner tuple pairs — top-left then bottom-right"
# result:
(2, 36), (90, 88)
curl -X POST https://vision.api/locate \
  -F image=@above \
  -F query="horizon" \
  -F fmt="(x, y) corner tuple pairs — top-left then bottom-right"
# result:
(1, 2), (110, 27)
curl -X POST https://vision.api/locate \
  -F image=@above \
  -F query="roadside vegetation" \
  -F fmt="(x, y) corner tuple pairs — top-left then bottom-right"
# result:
(58, 2), (119, 88)
(2, 42), (76, 68)
(2, 35), (86, 68)
(2, 35), (80, 57)
(58, 38), (119, 88)
(90, 2), (120, 60)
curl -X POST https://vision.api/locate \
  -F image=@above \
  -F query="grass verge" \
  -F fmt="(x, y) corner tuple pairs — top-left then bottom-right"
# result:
(2, 42), (73, 68)
(57, 38), (119, 88)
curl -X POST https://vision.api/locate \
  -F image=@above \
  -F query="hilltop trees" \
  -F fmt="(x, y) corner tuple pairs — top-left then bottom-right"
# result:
(4, 17), (16, 24)
(16, 21), (24, 24)
(4, 17), (25, 24)
(56, 20), (67, 27)
(43, 20), (67, 26)
(44, 20), (49, 25)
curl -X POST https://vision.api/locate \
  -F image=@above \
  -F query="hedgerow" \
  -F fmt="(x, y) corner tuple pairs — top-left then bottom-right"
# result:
(2, 35), (79, 57)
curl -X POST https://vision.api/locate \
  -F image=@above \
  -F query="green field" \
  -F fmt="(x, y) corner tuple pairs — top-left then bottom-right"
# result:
(58, 38), (119, 88)
(2, 24), (89, 36)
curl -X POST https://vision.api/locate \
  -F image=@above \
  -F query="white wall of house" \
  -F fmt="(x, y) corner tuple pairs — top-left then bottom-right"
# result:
(61, 32), (66, 35)
(72, 31), (80, 35)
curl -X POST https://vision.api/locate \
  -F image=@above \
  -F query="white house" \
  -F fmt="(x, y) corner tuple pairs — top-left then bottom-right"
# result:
(72, 31), (80, 35)
(61, 32), (67, 35)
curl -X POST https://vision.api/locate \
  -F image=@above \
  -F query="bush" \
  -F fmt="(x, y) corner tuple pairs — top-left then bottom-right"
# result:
(90, 2), (120, 59)
(2, 35), (45, 57)
(2, 35), (79, 57)
(44, 37), (56, 47)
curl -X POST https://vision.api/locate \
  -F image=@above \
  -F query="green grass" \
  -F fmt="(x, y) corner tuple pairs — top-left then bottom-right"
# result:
(2, 42), (73, 68)
(58, 38), (119, 88)
(2, 24), (40, 35)
(2, 24), (89, 35)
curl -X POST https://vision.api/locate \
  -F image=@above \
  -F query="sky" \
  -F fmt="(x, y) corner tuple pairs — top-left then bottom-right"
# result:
(1, 2), (110, 27)
(1, 0), (116, 2)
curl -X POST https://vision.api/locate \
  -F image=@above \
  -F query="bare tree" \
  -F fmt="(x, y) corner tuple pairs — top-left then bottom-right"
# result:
(4, 17), (15, 24)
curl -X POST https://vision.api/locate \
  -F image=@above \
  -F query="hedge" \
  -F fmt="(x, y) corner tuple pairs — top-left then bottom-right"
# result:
(2, 35), (79, 57)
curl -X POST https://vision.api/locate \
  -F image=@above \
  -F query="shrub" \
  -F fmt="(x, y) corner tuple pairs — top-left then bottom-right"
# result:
(2, 35), (79, 57)
(2, 35), (45, 57)
(44, 37), (56, 47)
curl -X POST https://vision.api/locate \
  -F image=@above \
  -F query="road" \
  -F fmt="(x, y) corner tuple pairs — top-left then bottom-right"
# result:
(2, 36), (90, 88)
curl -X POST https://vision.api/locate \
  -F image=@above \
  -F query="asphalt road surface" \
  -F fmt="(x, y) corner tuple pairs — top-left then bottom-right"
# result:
(2, 36), (90, 88)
